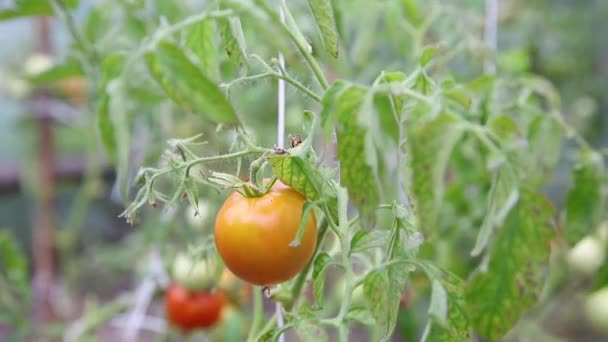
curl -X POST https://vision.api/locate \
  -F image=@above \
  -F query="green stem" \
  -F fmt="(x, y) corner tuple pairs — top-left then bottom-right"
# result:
(284, 218), (329, 311)
(246, 287), (264, 342)
(51, 0), (99, 64)
(249, 55), (323, 103)
(256, 0), (329, 90)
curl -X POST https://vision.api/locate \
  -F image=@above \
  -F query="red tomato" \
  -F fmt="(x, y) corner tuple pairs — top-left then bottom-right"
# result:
(214, 179), (317, 285)
(165, 283), (225, 332)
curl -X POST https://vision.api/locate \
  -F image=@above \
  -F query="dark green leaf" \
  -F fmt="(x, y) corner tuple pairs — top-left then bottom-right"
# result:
(186, 19), (220, 82)
(145, 40), (239, 125)
(409, 113), (464, 233)
(466, 190), (556, 340)
(312, 252), (332, 308)
(0, 0), (79, 20)
(307, 0), (339, 57)
(564, 152), (604, 245)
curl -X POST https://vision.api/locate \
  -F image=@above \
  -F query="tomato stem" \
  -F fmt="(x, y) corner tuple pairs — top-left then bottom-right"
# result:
(246, 286), (264, 342)
(284, 217), (329, 311)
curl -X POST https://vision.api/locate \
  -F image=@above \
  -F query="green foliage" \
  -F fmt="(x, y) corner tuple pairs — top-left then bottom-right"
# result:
(0, 0), (79, 20)
(466, 190), (556, 340)
(307, 0), (339, 57)
(145, 40), (240, 125)
(564, 151), (605, 246)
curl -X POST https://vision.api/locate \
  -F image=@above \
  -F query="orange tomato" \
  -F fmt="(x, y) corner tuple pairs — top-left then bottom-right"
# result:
(214, 180), (317, 285)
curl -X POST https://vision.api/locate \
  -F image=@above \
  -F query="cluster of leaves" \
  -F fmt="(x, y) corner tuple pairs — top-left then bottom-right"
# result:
(4, 0), (607, 341)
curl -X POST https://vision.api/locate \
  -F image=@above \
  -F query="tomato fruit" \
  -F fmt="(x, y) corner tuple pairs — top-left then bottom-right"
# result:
(165, 283), (225, 332)
(214, 180), (317, 285)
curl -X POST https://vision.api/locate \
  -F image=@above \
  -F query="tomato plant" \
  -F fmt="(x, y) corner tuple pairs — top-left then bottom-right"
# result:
(5, 0), (606, 341)
(165, 283), (226, 332)
(214, 179), (317, 286)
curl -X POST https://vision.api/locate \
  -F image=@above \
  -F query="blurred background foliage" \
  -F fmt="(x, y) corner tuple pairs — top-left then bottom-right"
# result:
(0, 0), (607, 340)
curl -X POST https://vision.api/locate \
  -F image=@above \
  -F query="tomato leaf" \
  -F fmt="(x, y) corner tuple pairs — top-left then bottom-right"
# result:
(270, 154), (323, 200)
(471, 165), (519, 256)
(346, 306), (376, 326)
(525, 115), (563, 184)
(333, 86), (380, 222)
(320, 80), (349, 138)
(185, 19), (220, 82)
(420, 45), (441, 67)
(363, 266), (406, 341)
(419, 263), (470, 342)
(350, 229), (390, 254)
(0, 0), (79, 20)
(466, 189), (556, 340)
(400, 0), (422, 27)
(218, 15), (247, 67)
(564, 151), (605, 246)
(408, 113), (464, 233)
(97, 54), (126, 165)
(307, 0), (339, 57)
(145, 40), (239, 125)
(312, 252), (332, 309)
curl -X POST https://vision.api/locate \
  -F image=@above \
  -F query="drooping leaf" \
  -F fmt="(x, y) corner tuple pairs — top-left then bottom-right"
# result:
(471, 165), (519, 256)
(466, 190), (556, 340)
(312, 252), (333, 309)
(333, 86), (380, 221)
(564, 151), (605, 246)
(409, 113), (464, 233)
(145, 40), (239, 125)
(185, 19), (220, 81)
(0, 0), (79, 20)
(307, 0), (339, 57)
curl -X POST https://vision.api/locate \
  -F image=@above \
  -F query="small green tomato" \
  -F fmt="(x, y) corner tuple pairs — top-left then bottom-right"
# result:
(585, 287), (608, 334)
(172, 252), (217, 291)
(567, 236), (606, 276)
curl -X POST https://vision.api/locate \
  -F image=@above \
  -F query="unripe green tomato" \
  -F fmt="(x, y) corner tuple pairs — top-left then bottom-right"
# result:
(172, 253), (217, 291)
(567, 236), (606, 276)
(585, 287), (608, 334)
(334, 278), (365, 307)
